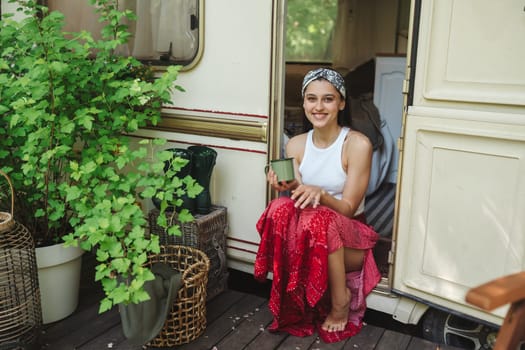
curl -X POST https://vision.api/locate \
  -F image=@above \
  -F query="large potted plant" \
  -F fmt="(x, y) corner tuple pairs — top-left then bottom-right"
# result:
(0, 0), (202, 323)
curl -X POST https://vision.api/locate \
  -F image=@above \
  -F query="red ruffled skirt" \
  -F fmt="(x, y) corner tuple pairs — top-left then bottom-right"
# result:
(254, 197), (381, 343)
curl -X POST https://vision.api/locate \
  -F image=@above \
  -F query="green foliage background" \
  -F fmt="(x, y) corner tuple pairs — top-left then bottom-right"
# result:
(286, 0), (337, 62)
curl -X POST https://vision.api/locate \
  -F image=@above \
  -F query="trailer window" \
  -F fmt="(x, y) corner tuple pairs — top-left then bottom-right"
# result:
(43, 0), (202, 70)
(286, 0), (337, 63)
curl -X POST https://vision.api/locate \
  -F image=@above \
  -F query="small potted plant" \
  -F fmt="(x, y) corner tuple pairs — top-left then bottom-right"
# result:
(0, 0), (202, 322)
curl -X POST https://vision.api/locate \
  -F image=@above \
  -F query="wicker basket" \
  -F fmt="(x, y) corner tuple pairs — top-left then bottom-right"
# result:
(146, 245), (210, 347)
(0, 170), (42, 349)
(148, 206), (229, 300)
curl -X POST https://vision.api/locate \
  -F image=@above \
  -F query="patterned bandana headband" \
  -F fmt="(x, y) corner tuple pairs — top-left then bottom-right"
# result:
(301, 68), (346, 99)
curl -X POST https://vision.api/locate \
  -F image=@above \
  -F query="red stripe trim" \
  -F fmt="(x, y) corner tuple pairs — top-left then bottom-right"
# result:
(226, 245), (258, 255)
(227, 237), (260, 246)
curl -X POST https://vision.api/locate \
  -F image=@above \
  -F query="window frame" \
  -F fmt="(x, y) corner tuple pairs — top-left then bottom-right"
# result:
(38, 0), (204, 71)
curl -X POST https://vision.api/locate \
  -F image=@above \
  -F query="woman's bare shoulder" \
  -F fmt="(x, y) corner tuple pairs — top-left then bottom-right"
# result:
(344, 130), (373, 160)
(346, 130), (372, 149)
(286, 132), (308, 158)
(288, 132), (308, 145)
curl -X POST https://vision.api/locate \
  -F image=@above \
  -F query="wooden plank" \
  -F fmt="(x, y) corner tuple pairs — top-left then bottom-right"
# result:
(406, 336), (443, 350)
(176, 293), (268, 350)
(343, 324), (385, 350)
(116, 290), (248, 350)
(44, 307), (122, 350)
(41, 302), (107, 344)
(375, 329), (411, 350)
(243, 328), (289, 350)
(39, 276), (463, 350)
(310, 336), (348, 350)
(442, 345), (466, 350)
(216, 302), (275, 349)
(407, 335), (464, 350)
(206, 289), (246, 323)
(77, 323), (130, 350)
(275, 333), (318, 349)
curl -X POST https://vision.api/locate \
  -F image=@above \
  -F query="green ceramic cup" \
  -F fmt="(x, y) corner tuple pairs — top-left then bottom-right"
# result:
(265, 157), (295, 182)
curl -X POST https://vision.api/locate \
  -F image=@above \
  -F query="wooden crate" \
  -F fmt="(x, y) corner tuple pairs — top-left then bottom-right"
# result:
(148, 206), (229, 300)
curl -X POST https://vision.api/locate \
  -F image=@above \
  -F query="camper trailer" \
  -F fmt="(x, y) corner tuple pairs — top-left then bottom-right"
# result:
(3, 1), (524, 349)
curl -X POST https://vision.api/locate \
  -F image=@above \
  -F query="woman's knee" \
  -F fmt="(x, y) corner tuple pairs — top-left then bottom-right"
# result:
(266, 196), (295, 216)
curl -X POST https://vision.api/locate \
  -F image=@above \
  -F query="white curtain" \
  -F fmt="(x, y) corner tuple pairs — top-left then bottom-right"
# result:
(47, 0), (198, 61)
(48, 0), (104, 36)
(129, 0), (197, 60)
(332, 0), (398, 72)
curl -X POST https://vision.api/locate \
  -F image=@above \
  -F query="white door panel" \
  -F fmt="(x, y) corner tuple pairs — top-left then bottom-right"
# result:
(413, 0), (525, 106)
(396, 0), (525, 325)
(395, 108), (525, 324)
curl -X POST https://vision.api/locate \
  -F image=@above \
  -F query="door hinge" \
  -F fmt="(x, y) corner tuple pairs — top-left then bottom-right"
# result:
(388, 241), (396, 265)
(397, 137), (403, 152)
(402, 78), (410, 95)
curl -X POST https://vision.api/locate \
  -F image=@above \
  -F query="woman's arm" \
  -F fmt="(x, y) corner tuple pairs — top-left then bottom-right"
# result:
(329, 131), (372, 217)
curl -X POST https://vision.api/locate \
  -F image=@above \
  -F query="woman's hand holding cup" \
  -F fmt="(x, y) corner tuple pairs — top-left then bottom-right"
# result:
(265, 158), (296, 192)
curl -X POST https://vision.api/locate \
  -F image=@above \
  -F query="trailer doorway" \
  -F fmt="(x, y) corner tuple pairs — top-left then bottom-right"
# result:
(283, 0), (410, 283)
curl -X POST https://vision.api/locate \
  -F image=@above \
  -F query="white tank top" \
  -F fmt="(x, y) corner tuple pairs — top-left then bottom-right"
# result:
(299, 127), (365, 215)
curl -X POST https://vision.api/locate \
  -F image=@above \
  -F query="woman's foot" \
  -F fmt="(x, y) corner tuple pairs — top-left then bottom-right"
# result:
(321, 287), (351, 332)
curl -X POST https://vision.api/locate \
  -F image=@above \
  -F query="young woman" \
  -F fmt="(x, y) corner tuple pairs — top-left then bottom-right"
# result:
(254, 68), (381, 343)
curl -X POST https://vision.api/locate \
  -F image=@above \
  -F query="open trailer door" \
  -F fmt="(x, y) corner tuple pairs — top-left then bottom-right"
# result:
(394, 0), (525, 332)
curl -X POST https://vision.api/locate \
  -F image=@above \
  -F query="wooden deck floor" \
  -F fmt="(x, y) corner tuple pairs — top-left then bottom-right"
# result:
(38, 266), (463, 350)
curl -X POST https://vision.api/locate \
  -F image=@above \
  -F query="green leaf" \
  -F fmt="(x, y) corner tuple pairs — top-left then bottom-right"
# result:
(65, 186), (81, 201)
(128, 226), (144, 240)
(131, 289), (150, 303)
(108, 240), (124, 258)
(81, 161), (97, 174)
(93, 184), (108, 198)
(177, 209), (194, 223)
(95, 264), (110, 282)
(167, 225), (182, 236)
(99, 297), (113, 313)
(115, 155), (128, 169)
(134, 237), (149, 251)
(96, 249), (110, 262)
(70, 161), (79, 171)
(141, 186), (156, 198)
(152, 138), (166, 146)
(99, 218), (110, 229)
(112, 258), (131, 273)
(110, 283), (130, 304)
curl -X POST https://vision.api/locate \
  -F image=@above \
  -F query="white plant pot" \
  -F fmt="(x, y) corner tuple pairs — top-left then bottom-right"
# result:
(35, 243), (84, 324)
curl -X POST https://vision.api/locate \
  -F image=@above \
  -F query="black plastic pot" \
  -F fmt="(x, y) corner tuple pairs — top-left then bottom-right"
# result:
(188, 145), (217, 215)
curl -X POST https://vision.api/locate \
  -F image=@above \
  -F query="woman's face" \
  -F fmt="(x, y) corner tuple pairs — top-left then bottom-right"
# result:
(303, 79), (345, 129)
